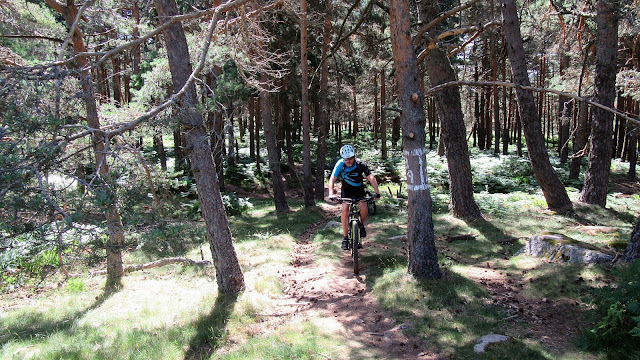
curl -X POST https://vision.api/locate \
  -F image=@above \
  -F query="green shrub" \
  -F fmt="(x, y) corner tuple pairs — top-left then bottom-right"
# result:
(583, 261), (640, 358)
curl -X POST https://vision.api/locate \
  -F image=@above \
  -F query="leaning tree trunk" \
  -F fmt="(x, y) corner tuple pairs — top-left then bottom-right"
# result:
(314, 0), (332, 201)
(419, 0), (481, 220)
(501, 0), (572, 212)
(155, 0), (244, 294)
(259, 73), (290, 214)
(45, 0), (125, 287)
(389, 0), (441, 279)
(580, 0), (619, 207)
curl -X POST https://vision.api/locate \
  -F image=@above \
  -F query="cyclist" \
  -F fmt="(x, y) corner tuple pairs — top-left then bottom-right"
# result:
(328, 144), (381, 250)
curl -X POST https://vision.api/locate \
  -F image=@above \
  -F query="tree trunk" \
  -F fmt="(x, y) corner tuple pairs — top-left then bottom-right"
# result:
(625, 215), (640, 262)
(419, 0), (481, 219)
(352, 85), (358, 138)
(249, 97), (255, 158)
(580, 0), (619, 207)
(374, 73), (379, 148)
(226, 103), (236, 167)
(389, 0), (441, 279)
(569, 101), (589, 179)
(614, 95), (626, 158)
(314, 0), (331, 200)
(256, 96), (262, 173)
(300, 0), (315, 207)
(153, 128), (167, 171)
(45, 0), (125, 287)
(381, 68), (387, 159)
(206, 68), (225, 191)
(501, 0), (572, 212)
(259, 73), (290, 214)
(559, 51), (571, 163)
(155, 0), (244, 294)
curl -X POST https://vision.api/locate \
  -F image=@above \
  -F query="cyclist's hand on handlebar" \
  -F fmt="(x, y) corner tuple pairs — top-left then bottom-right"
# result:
(328, 194), (339, 202)
(375, 193), (381, 199)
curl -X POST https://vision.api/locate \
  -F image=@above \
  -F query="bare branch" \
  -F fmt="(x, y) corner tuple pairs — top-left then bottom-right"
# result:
(413, 0), (480, 47)
(424, 80), (640, 126)
(417, 20), (501, 63)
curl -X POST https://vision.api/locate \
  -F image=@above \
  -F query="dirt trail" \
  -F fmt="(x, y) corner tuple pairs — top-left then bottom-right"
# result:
(278, 204), (440, 360)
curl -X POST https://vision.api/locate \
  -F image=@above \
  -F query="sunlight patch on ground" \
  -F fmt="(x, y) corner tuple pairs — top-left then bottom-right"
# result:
(77, 275), (217, 330)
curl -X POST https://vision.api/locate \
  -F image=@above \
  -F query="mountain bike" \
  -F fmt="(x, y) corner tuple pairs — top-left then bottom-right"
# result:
(333, 193), (376, 274)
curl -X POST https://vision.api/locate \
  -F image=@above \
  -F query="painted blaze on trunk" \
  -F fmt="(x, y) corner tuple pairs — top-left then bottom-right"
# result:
(389, 0), (441, 279)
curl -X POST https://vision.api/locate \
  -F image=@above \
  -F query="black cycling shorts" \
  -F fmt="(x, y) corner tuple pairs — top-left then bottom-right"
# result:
(341, 183), (366, 199)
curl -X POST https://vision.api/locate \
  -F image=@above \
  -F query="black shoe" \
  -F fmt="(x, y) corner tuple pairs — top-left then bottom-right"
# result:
(341, 239), (349, 250)
(358, 242), (363, 249)
(360, 224), (367, 238)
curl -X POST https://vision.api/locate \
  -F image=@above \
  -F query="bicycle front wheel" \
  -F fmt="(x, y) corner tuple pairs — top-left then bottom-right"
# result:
(351, 220), (359, 274)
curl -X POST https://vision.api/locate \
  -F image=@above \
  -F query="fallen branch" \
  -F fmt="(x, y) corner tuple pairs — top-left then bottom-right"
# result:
(445, 234), (477, 242)
(91, 257), (211, 276)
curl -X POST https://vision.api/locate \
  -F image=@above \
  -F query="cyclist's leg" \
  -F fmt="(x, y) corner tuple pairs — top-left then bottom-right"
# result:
(340, 202), (350, 250)
(359, 199), (369, 224)
(341, 202), (349, 238)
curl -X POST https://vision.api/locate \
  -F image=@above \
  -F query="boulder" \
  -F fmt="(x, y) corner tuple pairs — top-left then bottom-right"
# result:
(474, 334), (508, 353)
(322, 221), (342, 231)
(519, 233), (614, 264)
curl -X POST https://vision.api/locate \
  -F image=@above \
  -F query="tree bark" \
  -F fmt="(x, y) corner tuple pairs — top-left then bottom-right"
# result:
(580, 0), (619, 207)
(389, 0), (441, 279)
(374, 73), (379, 148)
(155, 0), (244, 294)
(259, 73), (290, 214)
(418, 0), (481, 219)
(500, 0), (572, 212)
(314, 0), (332, 201)
(249, 96), (255, 158)
(205, 67), (225, 191)
(45, 0), (125, 287)
(569, 101), (589, 179)
(625, 215), (640, 262)
(380, 68), (387, 159)
(300, 0), (315, 207)
(226, 103), (236, 167)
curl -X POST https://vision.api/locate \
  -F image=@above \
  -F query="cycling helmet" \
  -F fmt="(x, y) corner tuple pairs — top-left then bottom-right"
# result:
(340, 144), (356, 159)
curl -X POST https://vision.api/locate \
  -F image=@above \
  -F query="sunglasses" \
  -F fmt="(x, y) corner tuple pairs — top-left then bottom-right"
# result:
(345, 156), (355, 161)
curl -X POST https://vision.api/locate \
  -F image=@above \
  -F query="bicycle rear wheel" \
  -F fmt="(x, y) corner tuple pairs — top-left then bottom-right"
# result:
(351, 220), (359, 274)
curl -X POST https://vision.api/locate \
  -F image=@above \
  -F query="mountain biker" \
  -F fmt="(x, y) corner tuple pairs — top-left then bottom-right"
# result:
(328, 144), (381, 250)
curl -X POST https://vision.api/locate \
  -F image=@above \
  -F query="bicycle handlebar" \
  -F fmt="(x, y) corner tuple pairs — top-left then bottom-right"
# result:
(330, 195), (376, 204)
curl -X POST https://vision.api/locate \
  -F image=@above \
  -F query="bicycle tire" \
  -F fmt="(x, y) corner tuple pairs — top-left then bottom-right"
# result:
(351, 221), (359, 274)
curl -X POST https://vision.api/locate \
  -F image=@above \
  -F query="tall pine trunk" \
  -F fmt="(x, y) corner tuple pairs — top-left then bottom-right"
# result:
(300, 0), (315, 207)
(580, 0), (619, 206)
(419, 0), (481, 219)
(259, 73), (290, 214)
(314, 0), (331, 200)
(389, 0), (441, 279)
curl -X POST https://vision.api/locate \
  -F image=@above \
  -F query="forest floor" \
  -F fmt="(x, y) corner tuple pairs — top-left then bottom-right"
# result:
(273, 202), (586, 359)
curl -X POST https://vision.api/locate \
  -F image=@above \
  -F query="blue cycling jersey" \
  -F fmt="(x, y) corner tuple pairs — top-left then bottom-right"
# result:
(331, 158), (372, 187)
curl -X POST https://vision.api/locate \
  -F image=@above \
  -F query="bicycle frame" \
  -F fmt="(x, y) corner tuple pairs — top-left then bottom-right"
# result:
(337, 194), (374, 274)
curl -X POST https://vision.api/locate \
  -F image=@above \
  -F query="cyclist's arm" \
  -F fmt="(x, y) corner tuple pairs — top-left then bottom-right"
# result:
(328, 175), (338, 197)
(366, 173), (381, 197)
